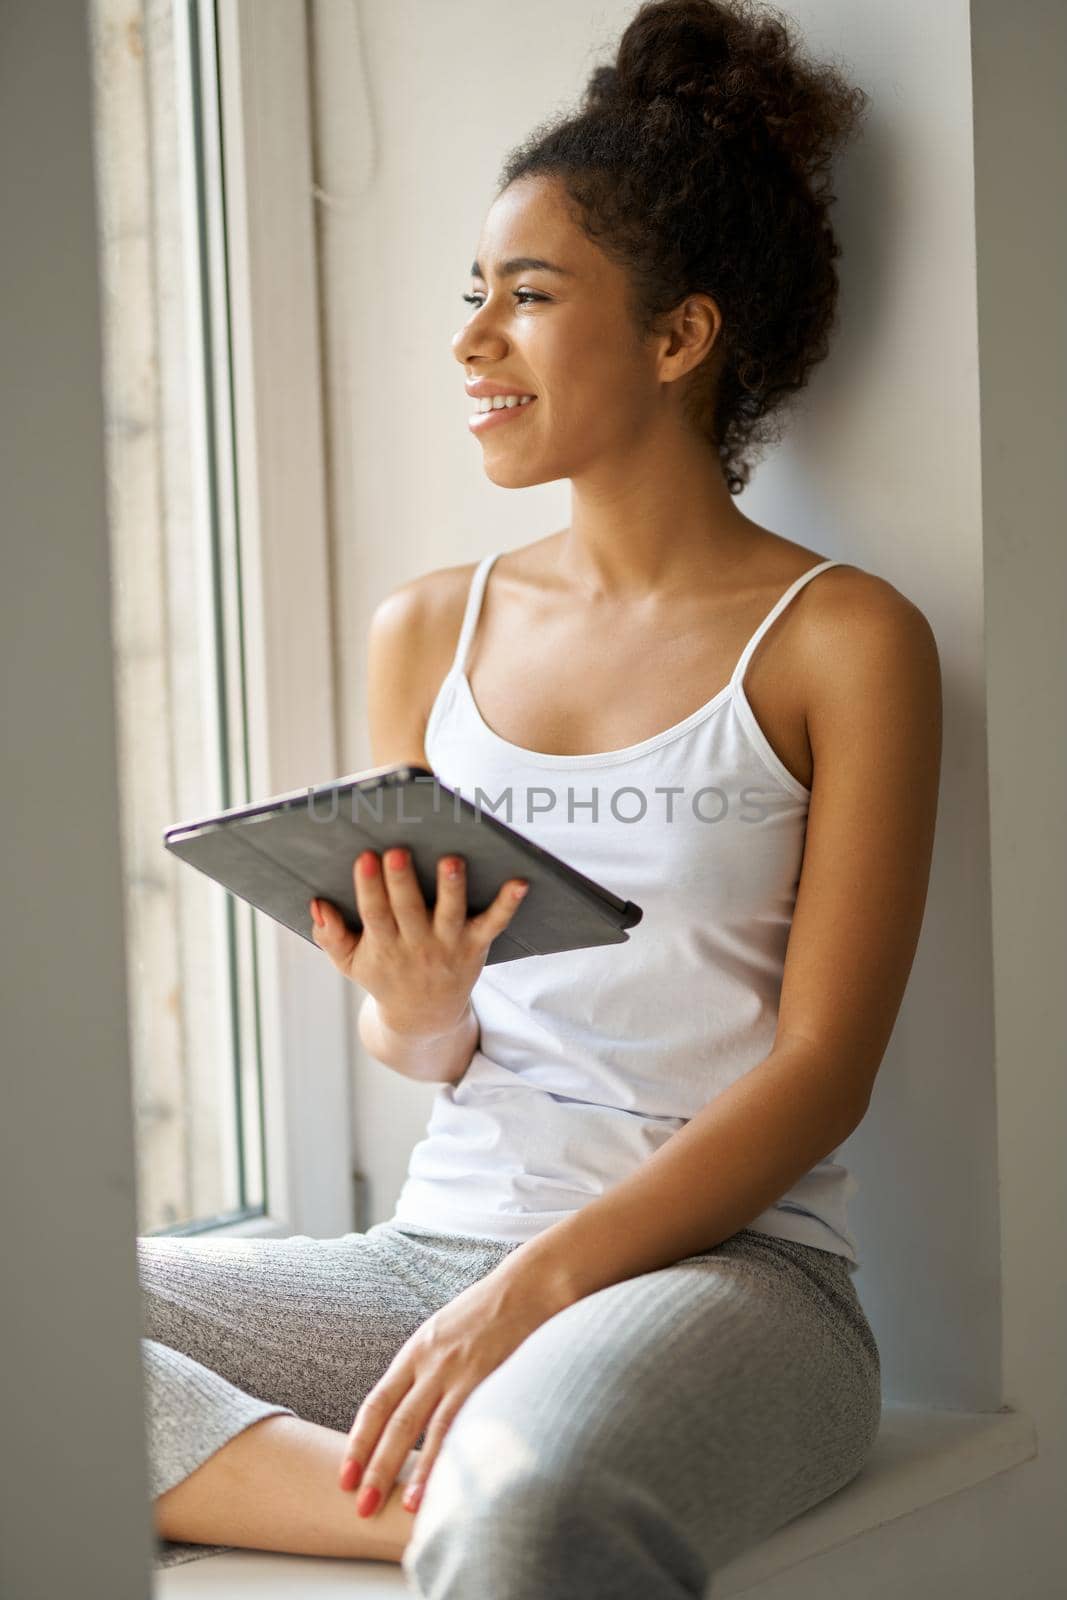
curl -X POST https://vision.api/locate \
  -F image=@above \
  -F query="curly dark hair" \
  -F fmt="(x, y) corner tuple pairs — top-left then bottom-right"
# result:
(496, 0), (869, 495)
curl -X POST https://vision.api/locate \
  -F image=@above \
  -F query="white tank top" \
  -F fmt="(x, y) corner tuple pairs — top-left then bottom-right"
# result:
(391, 549), (861, 1272)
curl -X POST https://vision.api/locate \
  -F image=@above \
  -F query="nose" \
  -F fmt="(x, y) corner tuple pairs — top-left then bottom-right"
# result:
(452, 307), (506, 368)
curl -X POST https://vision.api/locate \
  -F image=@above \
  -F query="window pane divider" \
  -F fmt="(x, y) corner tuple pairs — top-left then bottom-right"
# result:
(210, 0), (353, 1239)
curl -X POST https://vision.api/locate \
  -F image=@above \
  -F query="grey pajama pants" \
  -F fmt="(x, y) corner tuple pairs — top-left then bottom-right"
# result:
(138, 1219), (881, 1595)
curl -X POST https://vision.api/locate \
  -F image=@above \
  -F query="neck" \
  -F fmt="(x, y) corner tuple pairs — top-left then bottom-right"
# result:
(561, 423), (758, 599)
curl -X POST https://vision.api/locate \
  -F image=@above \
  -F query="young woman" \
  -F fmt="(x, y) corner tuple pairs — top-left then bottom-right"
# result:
(143, 1), (941, 1591)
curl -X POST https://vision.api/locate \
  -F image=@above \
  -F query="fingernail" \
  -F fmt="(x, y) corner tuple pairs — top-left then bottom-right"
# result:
(311, 900), (325, 928)
(386, 848), (408, 871)
(356, 1484), (382, 1517)
(403, 1484), (423, 1513)
(339, 1457), (362, 1492)
(512, 883), (528, 899)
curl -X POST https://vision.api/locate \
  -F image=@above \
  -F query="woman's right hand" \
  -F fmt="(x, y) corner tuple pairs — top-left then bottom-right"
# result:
(308, 849), (529, 1038)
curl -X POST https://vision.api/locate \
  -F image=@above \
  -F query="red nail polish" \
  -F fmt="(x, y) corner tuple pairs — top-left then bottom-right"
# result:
(339, 1458), (362, 1492)
(356, 1484), (382, 1517)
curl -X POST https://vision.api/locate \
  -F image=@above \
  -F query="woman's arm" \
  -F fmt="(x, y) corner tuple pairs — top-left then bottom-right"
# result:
(492, 575), (943, 1311)
(358, 991), (478, 1084)
(354, 568), (484, 1086)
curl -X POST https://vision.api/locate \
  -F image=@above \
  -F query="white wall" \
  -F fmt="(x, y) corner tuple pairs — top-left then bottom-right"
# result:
(735, 0), (1002, 1414)
(308, 4), (1065, 1589)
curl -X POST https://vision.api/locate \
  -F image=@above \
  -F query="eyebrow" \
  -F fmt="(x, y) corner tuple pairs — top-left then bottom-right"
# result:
(469, 256), (577, 280)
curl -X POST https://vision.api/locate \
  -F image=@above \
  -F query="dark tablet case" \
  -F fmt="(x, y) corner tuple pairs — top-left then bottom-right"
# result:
(163, 763), (643, 966)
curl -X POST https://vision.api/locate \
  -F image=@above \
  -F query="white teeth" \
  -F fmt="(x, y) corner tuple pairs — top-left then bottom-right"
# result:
(473, 394), (535, 412)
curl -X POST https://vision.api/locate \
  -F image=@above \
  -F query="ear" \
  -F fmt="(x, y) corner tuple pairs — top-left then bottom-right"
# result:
(658, 292), (722, 384)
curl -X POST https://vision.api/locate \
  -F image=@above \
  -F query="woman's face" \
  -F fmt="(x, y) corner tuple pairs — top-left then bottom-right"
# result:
(452, 175), (683, 489)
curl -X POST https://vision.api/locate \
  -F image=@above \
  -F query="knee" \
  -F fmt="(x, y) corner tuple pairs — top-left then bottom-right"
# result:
(401, 1406), (698, 1600)
(401, 1422), (580, 1600)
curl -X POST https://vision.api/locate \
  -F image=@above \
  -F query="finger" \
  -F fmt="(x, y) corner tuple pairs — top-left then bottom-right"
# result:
(431, 855), (468, 943)
(401, 1394), (464, 1513)
(351, 850), (400, 943)
(466, 878), (530, 950)
(380, 846), (433, 946)
(310, 897), (360, 969)
(396, 1445), (423, 1499)
(347, 1384), (437, 1519)
(339, 1370), (412, 1490)
(402, 1476), (425, 1515)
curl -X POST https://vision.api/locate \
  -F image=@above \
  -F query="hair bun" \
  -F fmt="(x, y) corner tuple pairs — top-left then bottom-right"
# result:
(587, 0), (855, 177)
(613, 0), (733, 105)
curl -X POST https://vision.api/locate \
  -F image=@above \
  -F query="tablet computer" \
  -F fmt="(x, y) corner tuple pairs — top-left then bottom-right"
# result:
(163, 762), (643, 966)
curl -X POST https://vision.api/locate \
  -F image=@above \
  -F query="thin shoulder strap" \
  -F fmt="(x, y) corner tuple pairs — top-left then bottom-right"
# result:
(730, 559), (842, 689)
(451, 549), (504, 675)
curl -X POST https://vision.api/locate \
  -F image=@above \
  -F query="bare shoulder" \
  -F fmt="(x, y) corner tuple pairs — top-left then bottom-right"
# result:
(370, 559), (481, 664)
(773, 562), (943, 1108)
(797, 561), (943, 849)
(368, 532), (557, 686)
(365, 560), (481, 769)
(795, 562), (942, 709)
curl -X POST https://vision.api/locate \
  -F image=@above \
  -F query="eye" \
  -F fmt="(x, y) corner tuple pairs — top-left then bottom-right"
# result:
(462, 290), (547, 309)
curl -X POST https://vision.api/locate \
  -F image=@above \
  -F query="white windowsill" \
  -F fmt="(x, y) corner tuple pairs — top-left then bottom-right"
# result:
(154, 1403), (1037, 1598)
(711, 1402), (1037, 1596)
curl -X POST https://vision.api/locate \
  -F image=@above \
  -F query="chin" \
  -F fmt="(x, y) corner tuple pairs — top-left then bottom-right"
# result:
(481, 460), (557, 490)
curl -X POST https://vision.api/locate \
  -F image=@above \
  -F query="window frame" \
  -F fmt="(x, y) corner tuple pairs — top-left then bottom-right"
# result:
(184, 0), (353, 1239)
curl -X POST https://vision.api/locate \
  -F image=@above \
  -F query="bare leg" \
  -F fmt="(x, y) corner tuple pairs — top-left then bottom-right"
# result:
(154, 1413), (418, 1563)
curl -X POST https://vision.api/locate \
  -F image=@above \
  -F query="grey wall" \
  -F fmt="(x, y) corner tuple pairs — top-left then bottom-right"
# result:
(0, 3), (154, 1595)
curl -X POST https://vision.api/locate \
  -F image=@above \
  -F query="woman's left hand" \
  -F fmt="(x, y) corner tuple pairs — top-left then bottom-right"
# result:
(338, 1254), (569, 1517)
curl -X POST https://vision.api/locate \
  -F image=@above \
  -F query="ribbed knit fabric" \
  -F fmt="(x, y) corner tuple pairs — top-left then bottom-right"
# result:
(140, 1222), (522, 1569)
(143, 1339), (291, 1505)
(403, 1227), (881, 1599)
(140, 1219), (880, 1591)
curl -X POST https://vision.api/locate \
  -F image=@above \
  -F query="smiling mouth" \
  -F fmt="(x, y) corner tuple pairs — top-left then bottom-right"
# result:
(470, 392), (537, 410)
(468, 396), (538, 432)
